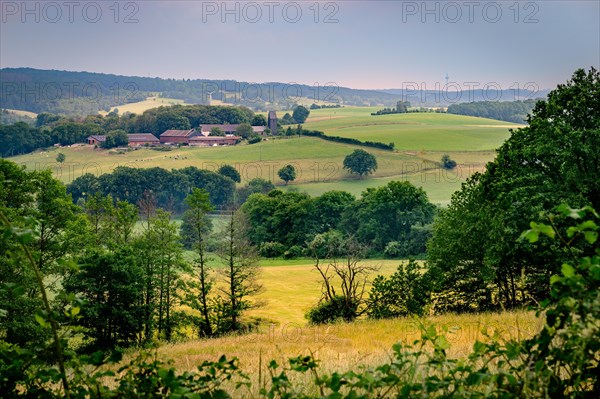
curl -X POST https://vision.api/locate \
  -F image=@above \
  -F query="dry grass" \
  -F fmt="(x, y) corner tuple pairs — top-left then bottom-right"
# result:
(98, 96), (188, 116)
(151, 311), (541, 395)
(107, 260), (543, 395)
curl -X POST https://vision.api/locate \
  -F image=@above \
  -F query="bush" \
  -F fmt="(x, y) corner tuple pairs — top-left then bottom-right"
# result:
(283, 245), (303, 259)
(367, 260), (429, 319)
(441, 154), (457, 170)
(384, 241), (402, 257)
(259, 242), (286, 258)
(247, 135), (262, 144)
(306, 296), (359, 324)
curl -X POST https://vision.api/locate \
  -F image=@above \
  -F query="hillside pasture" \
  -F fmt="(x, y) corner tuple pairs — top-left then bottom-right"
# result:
(304, 107), (523, 151)
(6, 110), (517, 204)
(98, 96), (189, 115)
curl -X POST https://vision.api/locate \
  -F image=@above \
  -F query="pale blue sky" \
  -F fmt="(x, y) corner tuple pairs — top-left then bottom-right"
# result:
(1, 1), (598, 90)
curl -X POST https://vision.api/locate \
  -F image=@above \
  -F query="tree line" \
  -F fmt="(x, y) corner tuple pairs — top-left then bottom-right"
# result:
(0, 159), (262, 353)
(447, 99), (538, 123)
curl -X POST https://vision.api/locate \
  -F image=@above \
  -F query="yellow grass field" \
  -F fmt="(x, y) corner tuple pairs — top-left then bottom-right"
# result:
(142, 260), (542, 395)
(99, 96), (188, 115)
(5, 108), (38, 118)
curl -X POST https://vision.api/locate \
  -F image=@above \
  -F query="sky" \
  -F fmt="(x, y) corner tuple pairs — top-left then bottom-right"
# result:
(1, 1), (599, 90)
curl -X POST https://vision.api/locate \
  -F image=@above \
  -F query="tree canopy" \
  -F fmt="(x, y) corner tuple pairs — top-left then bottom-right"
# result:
(427, 67), (600, 311)
(343, 149), (378, 177)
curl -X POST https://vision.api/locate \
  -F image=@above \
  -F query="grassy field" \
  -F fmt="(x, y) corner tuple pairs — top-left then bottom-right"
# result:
(99, 96), (189, 115)
(143, 259), (542, 395)
(5, 109), (518, 204)
(303, 107), (523, 151)
(5, 108), (38, 118)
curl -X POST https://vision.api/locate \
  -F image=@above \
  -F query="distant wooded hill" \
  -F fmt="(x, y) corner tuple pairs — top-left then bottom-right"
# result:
(1, 68), (550, 118)
(0, 68), (402, 116)
(447, 99), (538, 123)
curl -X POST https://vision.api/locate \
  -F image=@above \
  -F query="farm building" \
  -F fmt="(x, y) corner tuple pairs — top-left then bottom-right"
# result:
(127, 133), (160, 146)
(268, 111), (278, 134)
(189, 135), (241, 146)
(159, 129), (201, 144)
(87, 135), (106, 145)
(199, 124), (267, 136)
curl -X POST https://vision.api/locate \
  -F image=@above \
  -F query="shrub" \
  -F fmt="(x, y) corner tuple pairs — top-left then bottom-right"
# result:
(441, 154), (457, 169)
(306, 296), (359, 324)
(383, 241), (402, 257)
(367, 259), (429, 319)
(259, 242), (286, 258)
(283, 245), (303, 259)
(248, 135), (262, 144)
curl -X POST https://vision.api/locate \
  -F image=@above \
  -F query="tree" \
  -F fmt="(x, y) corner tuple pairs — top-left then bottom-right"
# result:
(292, 105), (310, 123)
(181, 189), (214, 337)
(367, 260), (429, 319)
(235, 123), (254, 139)
(216, 211), (262, 333)
(313, 191), (356, 233)
(209, 127), (224, 137)
(343, 149), (378, 177)
(236, 178), (275, 204)
(307, 235), (375, 324)
(55, 153), (66, 163)
(441, 154), (457, 170)
(281, 113), (295, 125)
(428, 67), (600, 311)
(277, 164), (297, 185)
(251, 114), (267, 126)
(65, 247), (145, 350)
(101, 129), (129, 149)
(218, 164), (241, 183)
(396, 101), (409, 113)
(341, 181), (435, 252)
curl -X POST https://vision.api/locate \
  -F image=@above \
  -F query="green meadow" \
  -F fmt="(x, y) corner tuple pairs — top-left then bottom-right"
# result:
(6, 108), (521, 204)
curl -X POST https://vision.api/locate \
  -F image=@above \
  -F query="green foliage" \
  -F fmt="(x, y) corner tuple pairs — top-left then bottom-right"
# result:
(428, 67), (600, 311)
(247, 135), (262, 144)
(341, 181), (435, 252)
(209, 126), (225, 136)
(259, 242), (286, 258)
(343, 149), (378, 177)
(448, 99), (537, 123)
(236, 178), (275, 204)
(218, 164), (241, 183)
(68, 166), (235, 212)
(251, 114), (267, 126)
(277, 164), (297, 185)
(292, 105), (310, 123)
(283, 245), (303, 259)
(305, 296), (358, 325)
(100, 129), (129, 149)
(55, 153), (66, 163)
(64, 247), (145, 350)
(301, 128), (395, 150)
(367, 260), (429, 319)
(440, 154), (456, 170)
(235, 123), (254, 139)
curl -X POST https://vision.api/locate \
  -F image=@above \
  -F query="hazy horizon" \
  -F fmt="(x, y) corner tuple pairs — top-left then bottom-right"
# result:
(1, 1), (599, 91)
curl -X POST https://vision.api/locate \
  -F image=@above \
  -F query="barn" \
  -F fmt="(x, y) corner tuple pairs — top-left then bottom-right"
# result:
(128, 133), (160, 147)
(159, 129), (201, 145)
(189, 135), (241, 146)
(87, 135), (106, 145)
